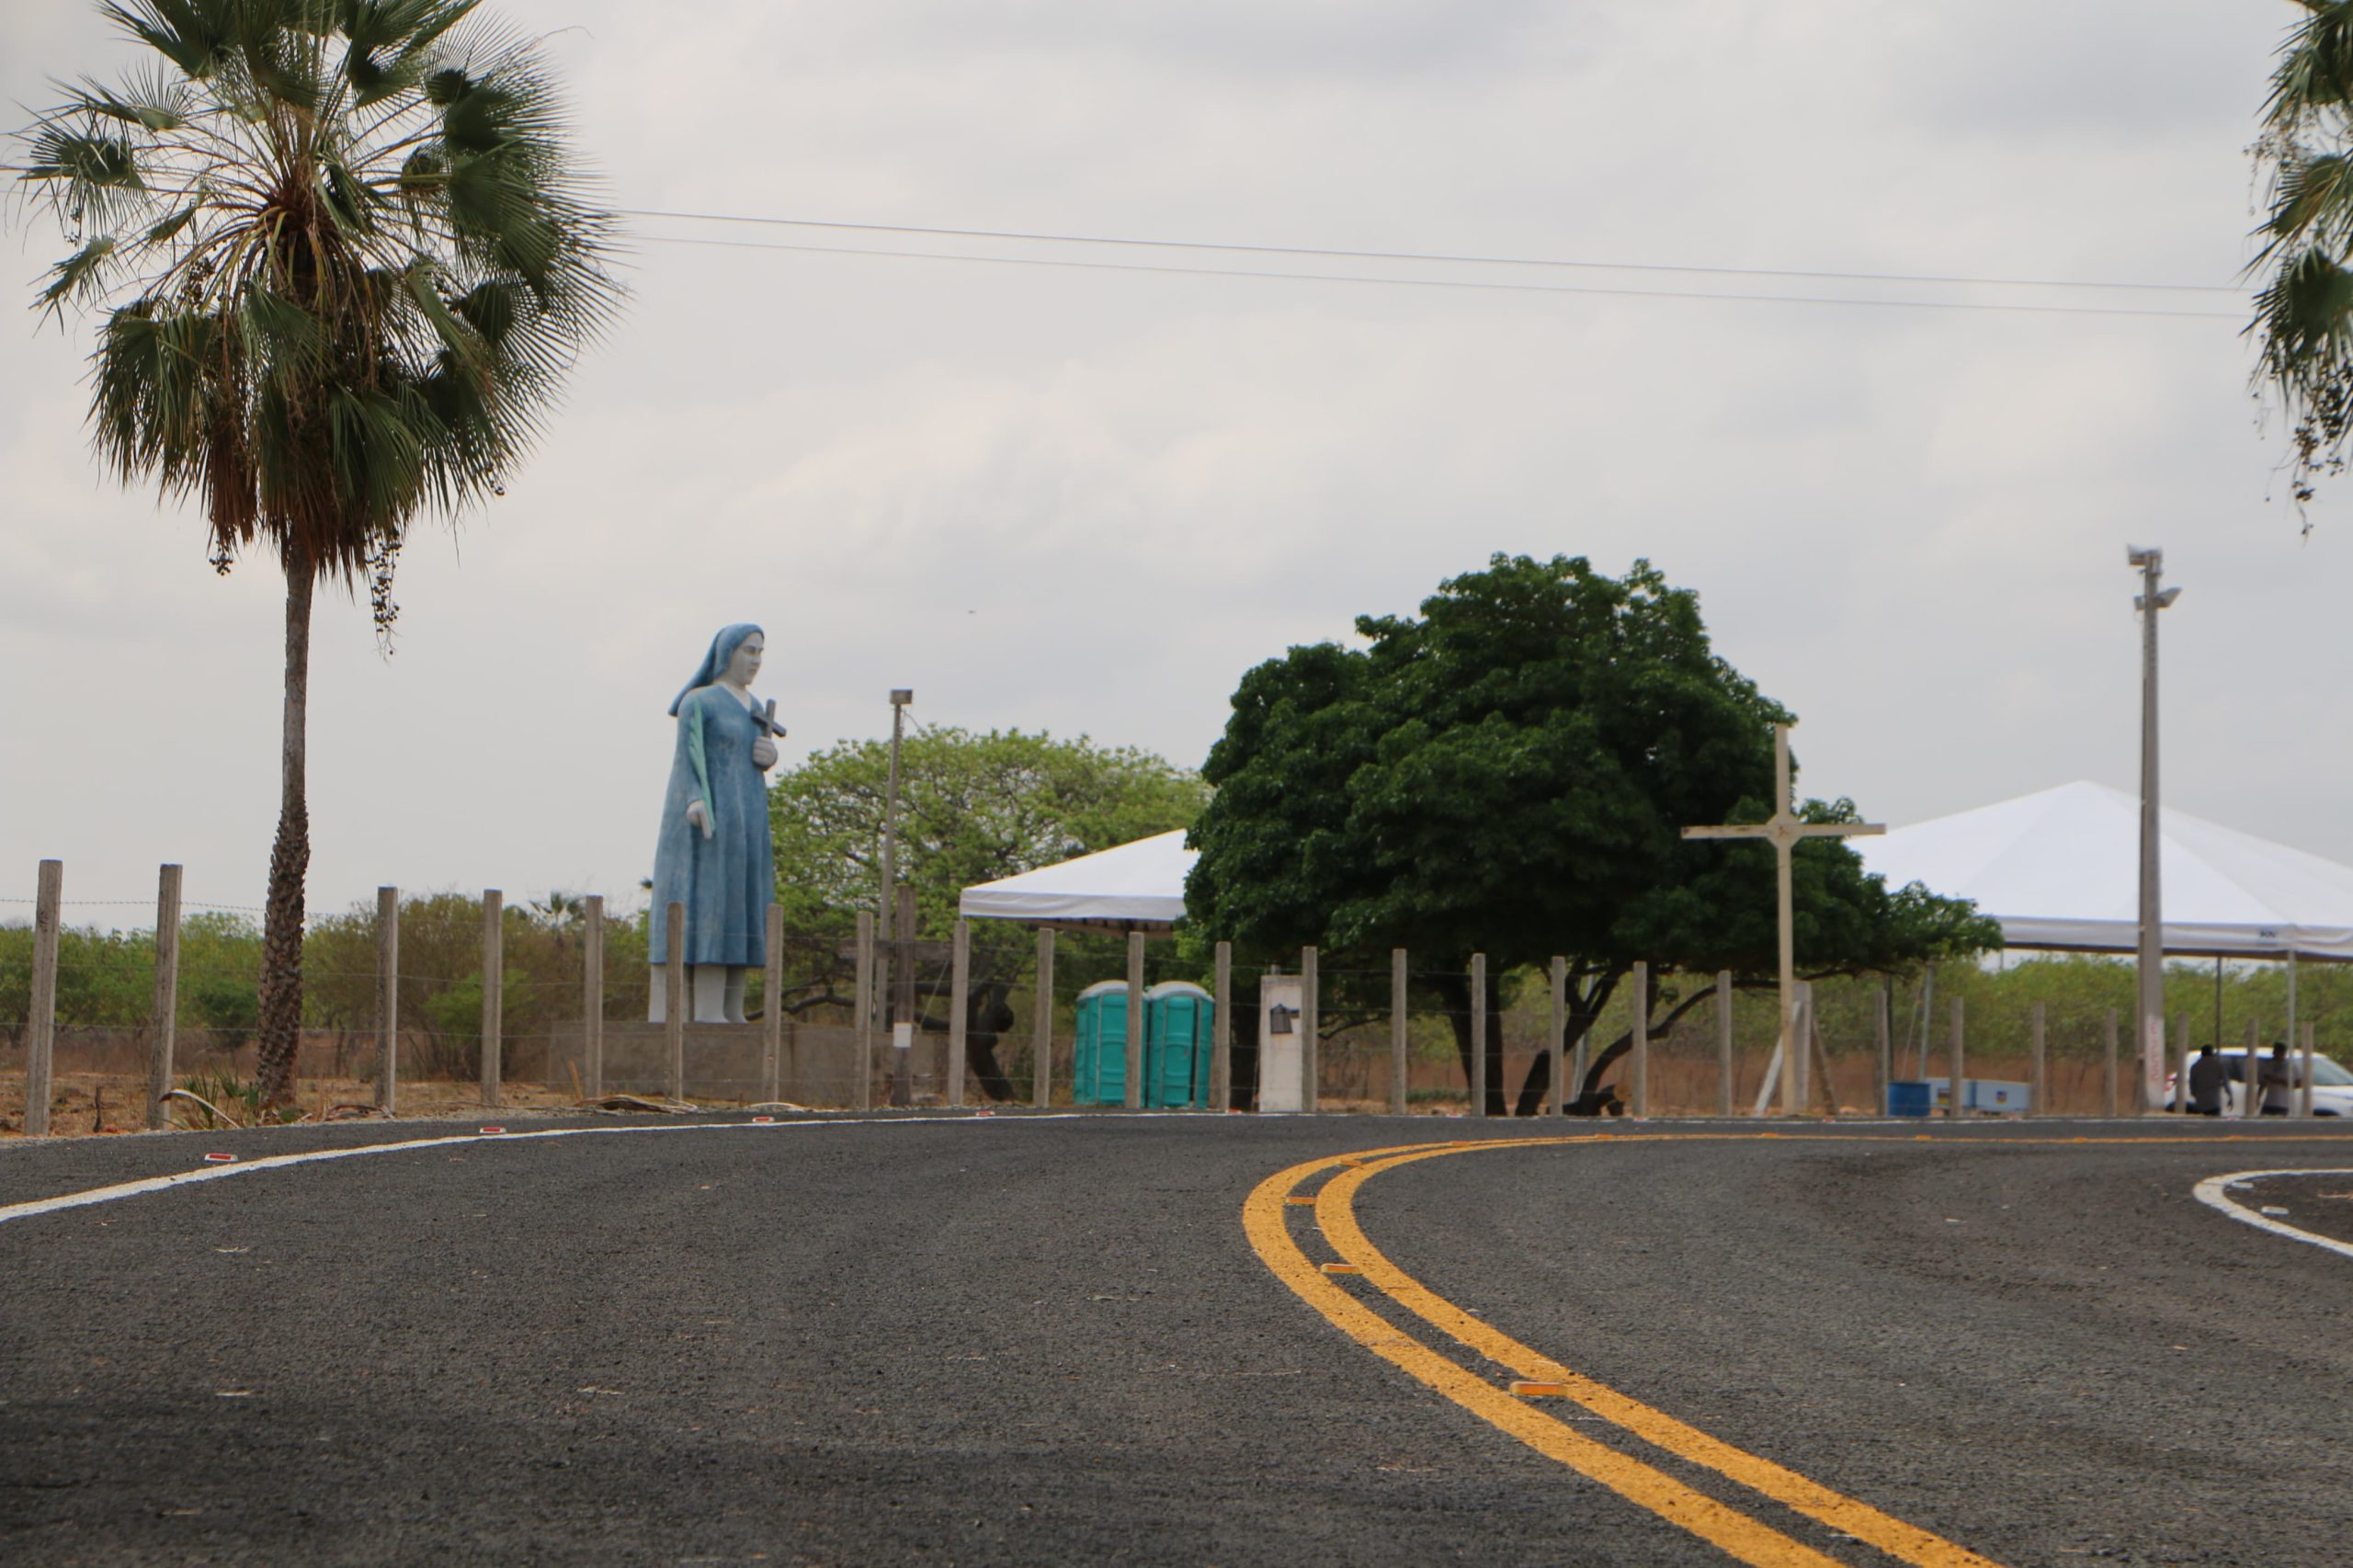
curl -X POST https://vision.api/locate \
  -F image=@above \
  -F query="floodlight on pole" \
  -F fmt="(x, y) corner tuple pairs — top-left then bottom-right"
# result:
(880, 688), (914, 1017)
(2128, 546), (2178, 1113)
(880, 687), (914, 916)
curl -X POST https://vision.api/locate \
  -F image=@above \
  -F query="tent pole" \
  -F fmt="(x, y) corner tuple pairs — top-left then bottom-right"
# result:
(2289, 950), (2303, 1118)
(2212, 956), (2222, 1058)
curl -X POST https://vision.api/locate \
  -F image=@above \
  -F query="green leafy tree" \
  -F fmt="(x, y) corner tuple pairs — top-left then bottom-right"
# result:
(1187, 553), (1996, 1114)
(767, 727), (1208, 1095)
(2252, 1), (2353, 516)
(770, 726), (1207, 948)
(15, 0), (620, 1104)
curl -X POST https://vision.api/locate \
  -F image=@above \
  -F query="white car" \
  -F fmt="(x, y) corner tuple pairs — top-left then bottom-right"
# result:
(2154, 1048), (2353, 1116)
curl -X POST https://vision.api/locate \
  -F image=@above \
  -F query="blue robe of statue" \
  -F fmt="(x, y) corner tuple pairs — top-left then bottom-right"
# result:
(650, 627), (776, 969)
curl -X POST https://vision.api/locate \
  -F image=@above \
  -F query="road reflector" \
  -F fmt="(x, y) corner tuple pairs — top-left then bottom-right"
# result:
(479, 1126), (506, 1134)
(1285, 1196), (1316, 1206)
(1510, 1381), (1571, 1398)
(202, 1153), (235, 1164)
(1321, 1262), (1362, 1275)
(751, 1116), (775, 1124)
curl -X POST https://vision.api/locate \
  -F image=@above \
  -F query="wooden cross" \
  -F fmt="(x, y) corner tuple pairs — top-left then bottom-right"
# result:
(1682, 724), (1882, 1117)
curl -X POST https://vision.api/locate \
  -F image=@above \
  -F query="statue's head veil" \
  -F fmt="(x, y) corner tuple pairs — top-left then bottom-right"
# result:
(669, 623), (764, 715)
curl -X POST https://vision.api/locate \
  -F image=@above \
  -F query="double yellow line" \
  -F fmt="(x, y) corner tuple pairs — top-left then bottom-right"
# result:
(1244, 1136), (2002, 1567)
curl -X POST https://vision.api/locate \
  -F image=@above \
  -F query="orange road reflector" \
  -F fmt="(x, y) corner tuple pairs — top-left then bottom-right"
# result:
(1510, 1381), (1572, 1398)
(1286, 1196), (1317, 1206)
(1321, 1262), (1363, 1275)
(751, 1116), (775, 1124)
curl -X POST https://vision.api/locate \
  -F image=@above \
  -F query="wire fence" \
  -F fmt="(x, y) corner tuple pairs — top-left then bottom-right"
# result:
(5, 876), (2344, 1131)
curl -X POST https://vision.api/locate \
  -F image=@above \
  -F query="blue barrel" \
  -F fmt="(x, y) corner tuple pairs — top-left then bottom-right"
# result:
(1887, 1081), (1933, 1118)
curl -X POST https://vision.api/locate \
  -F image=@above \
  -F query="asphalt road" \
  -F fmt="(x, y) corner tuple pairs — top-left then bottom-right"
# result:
(4, 1113), (2352, 1566)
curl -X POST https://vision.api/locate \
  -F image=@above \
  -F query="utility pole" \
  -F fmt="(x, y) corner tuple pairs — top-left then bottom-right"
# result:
(2128, 545), (2180, 1107)
(881, 689), (913, 1102)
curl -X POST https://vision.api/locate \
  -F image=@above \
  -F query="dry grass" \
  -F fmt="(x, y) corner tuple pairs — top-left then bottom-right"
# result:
(0, 1071), (585, 1139)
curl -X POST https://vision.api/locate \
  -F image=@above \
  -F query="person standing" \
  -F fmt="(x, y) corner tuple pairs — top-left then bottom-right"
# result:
(2260, 1040), (2295, 1117)
(2187, 1044), (2228, 1117)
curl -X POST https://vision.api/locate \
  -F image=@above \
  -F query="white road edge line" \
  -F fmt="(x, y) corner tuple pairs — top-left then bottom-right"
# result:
(0, 1112), (1171, 1229)
(2191, 1168), (2353, 1262)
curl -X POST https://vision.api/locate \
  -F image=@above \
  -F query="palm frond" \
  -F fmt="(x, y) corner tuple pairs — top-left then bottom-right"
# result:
(16, 0), (620, 618)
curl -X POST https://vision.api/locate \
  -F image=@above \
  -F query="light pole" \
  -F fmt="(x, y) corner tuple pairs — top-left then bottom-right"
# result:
(880, 688), (913, 933)
(881, 689), (913, 1103)
(2128, 545), (2180, 1114)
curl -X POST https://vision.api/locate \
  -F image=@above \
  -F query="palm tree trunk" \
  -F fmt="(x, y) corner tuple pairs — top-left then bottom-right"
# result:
(254, 566), (313, 1108)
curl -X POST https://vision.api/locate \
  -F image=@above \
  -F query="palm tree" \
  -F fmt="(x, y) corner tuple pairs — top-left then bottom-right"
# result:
(17, 0), (620, 1105)
(2254, 2), (2353, 517)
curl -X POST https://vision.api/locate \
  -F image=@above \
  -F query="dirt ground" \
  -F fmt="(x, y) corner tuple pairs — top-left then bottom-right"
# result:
(0, 1072), (600, 1140)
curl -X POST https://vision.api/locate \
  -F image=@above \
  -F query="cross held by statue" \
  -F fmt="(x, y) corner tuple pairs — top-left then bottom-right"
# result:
(1682, 723), (1882, 1117)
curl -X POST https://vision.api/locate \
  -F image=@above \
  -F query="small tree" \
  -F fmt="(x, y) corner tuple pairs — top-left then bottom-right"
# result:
(15, 0), (620, 1104)
(1187, 553), (1995, 1113)
(767, 727), (1208, 1095)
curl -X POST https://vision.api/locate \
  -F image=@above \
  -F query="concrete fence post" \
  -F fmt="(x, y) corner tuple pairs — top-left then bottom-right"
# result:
(1548, 957), (1566, 1119)
(24, 859), (62, 1137)
(1719, 971), (1737, 1119)
(480, 889), (504, 1108)
(582, 894), (605, 1101)
(665, 901), (686, 1103)
(1213, 940), (1234, 1113)
(1873, 980), (1891, 1119)
(1949, 997), (1966, 1119)
(147, 863), (182, 1131)
(1031, 926), (1055, 1110)
(854, 910), (875, 1112)
(1390, 949), (1409, 1117)
(1301, 946), (1320, 1115)
(2029, 1002), (2046, 1119)
(2103, 1009), (2120, 1119)
(375, 887), (400, 1115)
(2243, 1016), (2262, 1119)
(947, 917), (971, 1108)
(1124, 932), (1146, 1111)
(1469, 953), (1487, 1119)
(763, 903), (784, 1106)
(2173, 1013), (2189, 1116)
(1569, 985), (1591, 1106)
(1631, 960), (1650, 1119)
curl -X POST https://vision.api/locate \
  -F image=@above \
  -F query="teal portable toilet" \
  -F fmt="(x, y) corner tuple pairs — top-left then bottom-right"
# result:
(1144, 982), (1214, 1108)
(1072, 980), (1130, 1105)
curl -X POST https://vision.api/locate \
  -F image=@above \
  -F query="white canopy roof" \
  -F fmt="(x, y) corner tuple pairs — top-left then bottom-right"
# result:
(1859, 780), (2353, 961)
(958, 829), (1197, 932)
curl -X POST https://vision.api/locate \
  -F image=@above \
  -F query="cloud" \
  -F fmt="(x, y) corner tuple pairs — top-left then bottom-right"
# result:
(2, 0), (2343, 922)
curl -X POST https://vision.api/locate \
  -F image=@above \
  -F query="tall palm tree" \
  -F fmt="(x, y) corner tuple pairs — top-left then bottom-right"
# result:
(17, 0), (620, 1105)
(2255, 1), (2353, 517)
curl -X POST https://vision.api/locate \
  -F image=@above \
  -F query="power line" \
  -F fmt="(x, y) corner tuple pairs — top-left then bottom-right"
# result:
(636, 231), (2245, 321)
(619, 205), (2245, 298)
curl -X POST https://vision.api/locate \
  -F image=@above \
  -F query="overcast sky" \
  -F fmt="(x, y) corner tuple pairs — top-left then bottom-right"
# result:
(0, 1), (2337, 926)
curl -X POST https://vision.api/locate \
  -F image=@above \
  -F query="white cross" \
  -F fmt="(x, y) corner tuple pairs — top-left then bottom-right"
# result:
(1682, 724), (1882, 1116)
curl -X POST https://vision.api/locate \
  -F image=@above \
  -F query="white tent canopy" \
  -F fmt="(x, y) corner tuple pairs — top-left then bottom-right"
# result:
(1859, 780), (2353, 962)
(958, 830), (1197, 933)
(956, 780), (2353, 960)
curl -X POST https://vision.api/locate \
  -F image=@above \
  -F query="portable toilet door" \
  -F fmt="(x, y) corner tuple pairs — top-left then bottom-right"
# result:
(1072, 980), (1130, 1106)
(1144, 982), (1213, 1108)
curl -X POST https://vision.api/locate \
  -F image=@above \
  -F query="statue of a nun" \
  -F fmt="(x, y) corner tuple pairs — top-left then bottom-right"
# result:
(649, 623), (779, 1023)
